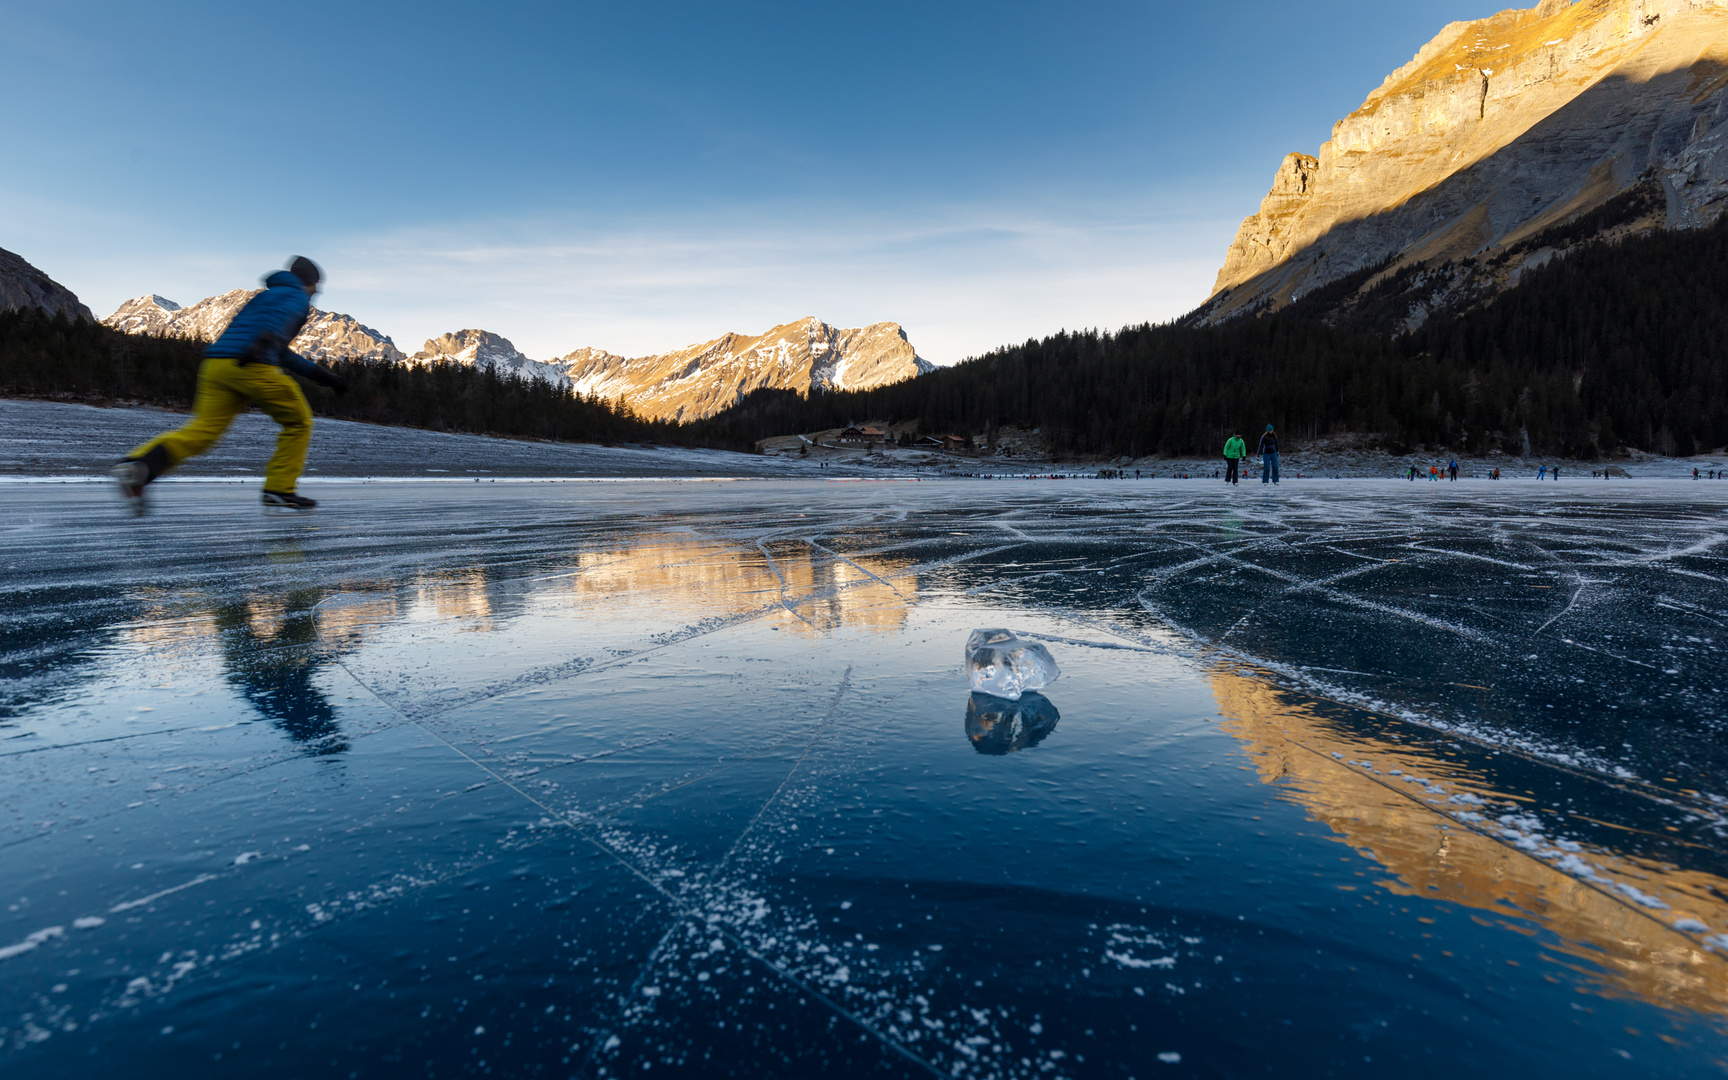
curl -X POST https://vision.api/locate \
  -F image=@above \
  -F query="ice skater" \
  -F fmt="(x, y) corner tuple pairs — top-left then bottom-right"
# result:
(110, 257), (349, 514)
(1222, 432), (1245, 485)
(1257, 425), (1279, 484)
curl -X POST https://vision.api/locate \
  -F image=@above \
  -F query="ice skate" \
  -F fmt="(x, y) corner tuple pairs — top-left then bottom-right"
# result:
(261, 490), (317, 512)
(110, 458), (148, 516)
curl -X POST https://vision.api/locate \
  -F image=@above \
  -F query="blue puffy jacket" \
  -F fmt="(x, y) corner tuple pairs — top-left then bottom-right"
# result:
(205, 271), (318, 377)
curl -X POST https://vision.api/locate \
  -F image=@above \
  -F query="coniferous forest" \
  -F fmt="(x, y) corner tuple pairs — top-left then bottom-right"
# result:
(0, 310), (750, 451)
(3, 214), (1724, 460)
(701, 214), (1728, 459)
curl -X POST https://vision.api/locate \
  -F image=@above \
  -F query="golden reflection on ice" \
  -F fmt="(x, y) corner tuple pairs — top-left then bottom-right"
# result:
(567, 535), (916, 635)
(314, 590), (400, 648)
(241, 592), (287, 640)
(122, 589), (218, 651)
(1209, 665), (1728, 1015)
(416, 568), (498, 631)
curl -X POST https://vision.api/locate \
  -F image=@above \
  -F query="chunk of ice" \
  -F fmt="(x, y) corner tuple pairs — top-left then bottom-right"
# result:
(965, 628), (1059, 700)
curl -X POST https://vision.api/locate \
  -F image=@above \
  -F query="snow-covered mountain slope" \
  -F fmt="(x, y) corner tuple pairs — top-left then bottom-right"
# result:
(103, 291), (407, 362)
(556, 317), (934, 422)
(412, 329), (572, 388)
(1, 247), (93, 322)
(104, 294), (182, 333)
(100, 288), (929, 417)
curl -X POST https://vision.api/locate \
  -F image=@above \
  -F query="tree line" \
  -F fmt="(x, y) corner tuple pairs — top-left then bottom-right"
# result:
(702, 214), (1728, 459)
(7, 213), (1724, 460)
(0, 310), (752, 451)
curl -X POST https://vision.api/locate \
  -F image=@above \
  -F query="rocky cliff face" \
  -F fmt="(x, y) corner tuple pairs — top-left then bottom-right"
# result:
(412, 329), (572, 388)
(1199, 0), (1728, 327)
(558, 317), (934, 423)
(0, 247), (93, 321)
(103, 291), (408, 363)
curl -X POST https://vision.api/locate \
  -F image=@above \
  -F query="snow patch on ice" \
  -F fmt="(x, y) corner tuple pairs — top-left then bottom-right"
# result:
(0, 926), (64, 961)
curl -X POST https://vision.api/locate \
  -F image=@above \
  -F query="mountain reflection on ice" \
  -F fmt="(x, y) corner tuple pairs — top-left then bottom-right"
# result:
(570, 535), (917, 635)
(1212, 665), (1728, 1015)
(5, 480), (1728, 1078)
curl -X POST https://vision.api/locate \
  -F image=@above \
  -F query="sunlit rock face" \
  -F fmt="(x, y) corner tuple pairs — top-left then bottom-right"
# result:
(103, 291), (408, 363)
(102, 294), (183, 334)
(97, 298), (930, 408)
(0, 247), (93, 321)
(412, 329), (571, 388)
(556, 317), (935, 423)
(1202, 0), (1728, 325)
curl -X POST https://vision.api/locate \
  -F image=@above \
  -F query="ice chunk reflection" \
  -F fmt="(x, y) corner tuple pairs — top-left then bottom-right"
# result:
(1211, 665), (1728, 1014)
(965, 691), (1060, 755)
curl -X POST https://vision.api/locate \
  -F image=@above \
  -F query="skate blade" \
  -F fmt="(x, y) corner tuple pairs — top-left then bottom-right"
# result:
(262, 505), (317, 515)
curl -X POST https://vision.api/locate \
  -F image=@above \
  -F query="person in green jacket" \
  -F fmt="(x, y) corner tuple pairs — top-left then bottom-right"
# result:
(1222, 434), (1246, 485)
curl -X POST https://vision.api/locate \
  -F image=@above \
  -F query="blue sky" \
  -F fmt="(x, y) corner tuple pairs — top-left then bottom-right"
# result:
(1, 1), (1504, 363)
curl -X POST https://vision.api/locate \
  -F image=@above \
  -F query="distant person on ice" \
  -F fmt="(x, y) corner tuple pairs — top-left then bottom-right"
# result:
(1257, 425), (1279, 484)
(110, 257), (349, 514)
(1222, 432), (1245, 485)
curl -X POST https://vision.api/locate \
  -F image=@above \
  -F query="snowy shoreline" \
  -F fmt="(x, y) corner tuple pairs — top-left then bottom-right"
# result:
(10, 397), (1725, 483)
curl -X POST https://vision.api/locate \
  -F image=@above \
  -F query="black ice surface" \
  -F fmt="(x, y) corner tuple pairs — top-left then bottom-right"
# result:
(3, 479), (1727, 1078)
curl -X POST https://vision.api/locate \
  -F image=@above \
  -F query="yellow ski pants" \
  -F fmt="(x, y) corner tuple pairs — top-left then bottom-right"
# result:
(130, 357), (313, 493)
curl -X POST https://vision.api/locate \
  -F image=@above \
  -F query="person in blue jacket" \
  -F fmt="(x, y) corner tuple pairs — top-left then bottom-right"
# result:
(1257, 424), (1279, 484)
(111, 257), (349, 513)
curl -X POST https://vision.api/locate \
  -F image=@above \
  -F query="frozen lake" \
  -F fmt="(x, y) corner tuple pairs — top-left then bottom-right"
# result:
(4, 479), (1727, 1077)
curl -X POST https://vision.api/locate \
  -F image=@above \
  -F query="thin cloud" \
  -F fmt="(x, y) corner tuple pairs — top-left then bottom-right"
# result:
(318, 202), (1231, 364)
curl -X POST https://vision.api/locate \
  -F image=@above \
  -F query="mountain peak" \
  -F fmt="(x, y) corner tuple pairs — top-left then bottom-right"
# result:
(557, 318), (932, 422)
(99, 287), (928, 412)
(104, 289), (405, 362)
(414, 328), (572, 388)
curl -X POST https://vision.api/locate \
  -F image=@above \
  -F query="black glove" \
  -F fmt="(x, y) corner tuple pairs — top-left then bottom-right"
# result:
(307, 365), (349, 395)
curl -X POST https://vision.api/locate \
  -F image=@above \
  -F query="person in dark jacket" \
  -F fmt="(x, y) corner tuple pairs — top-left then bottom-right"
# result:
(1257, 424), (1279, 484)
(111, 257), (348, 513)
